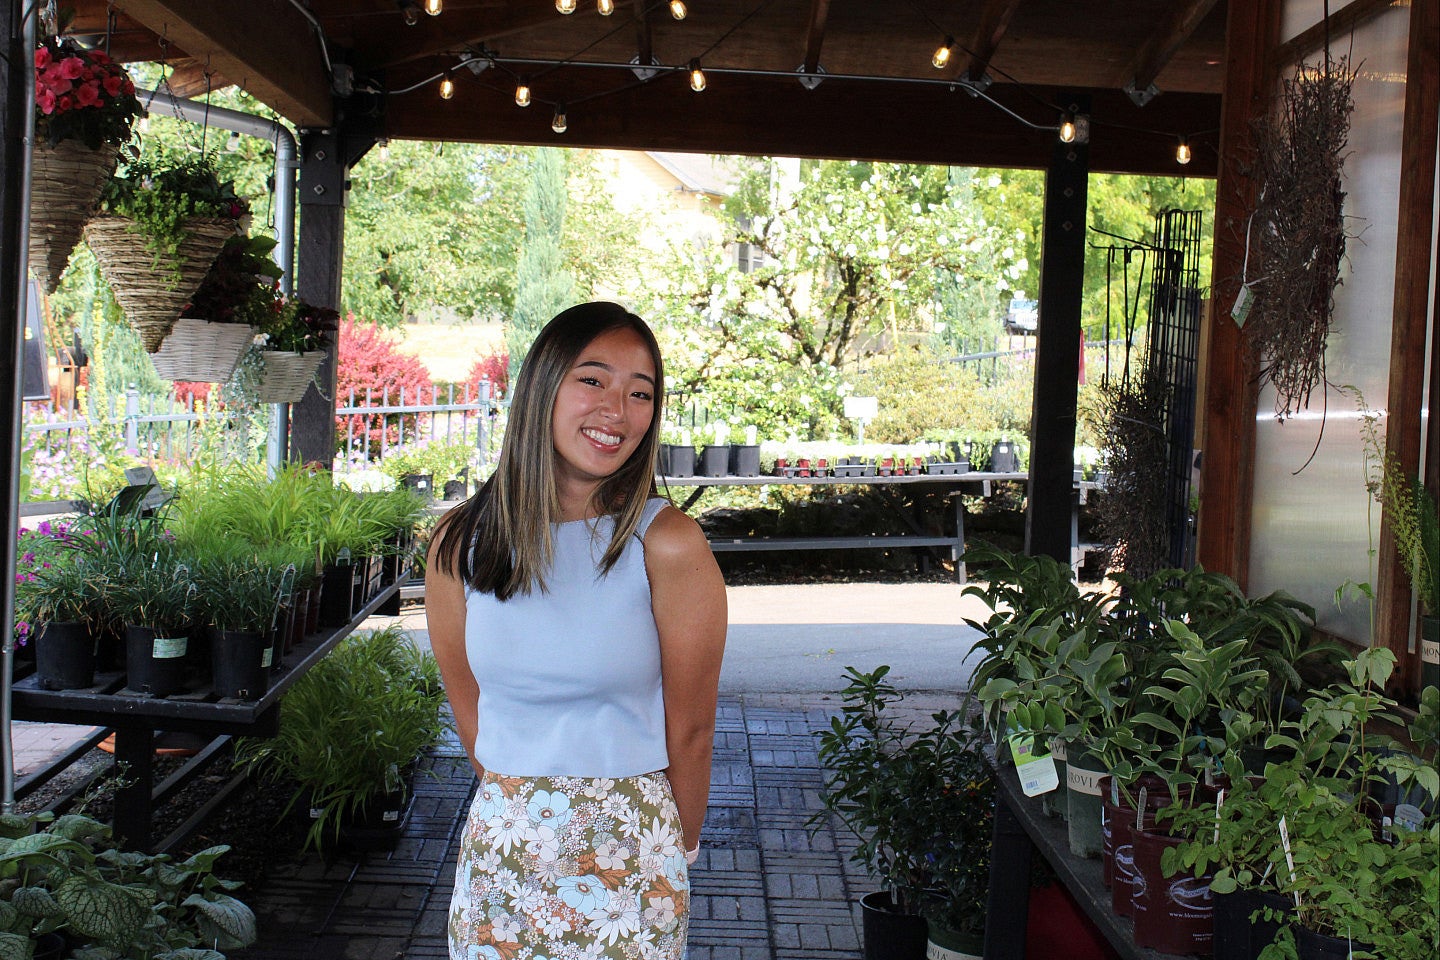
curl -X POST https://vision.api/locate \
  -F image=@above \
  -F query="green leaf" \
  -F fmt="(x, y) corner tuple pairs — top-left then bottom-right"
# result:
(0, 933), (32, 960)
(184, 892), (258, 949)
(11, 885), (63, 918)
(53, 875), (151, 944)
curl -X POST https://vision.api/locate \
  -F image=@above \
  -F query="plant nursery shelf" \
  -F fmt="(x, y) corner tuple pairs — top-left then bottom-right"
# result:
(10, 580), (403, 850)
(985, 759), (1166, 960)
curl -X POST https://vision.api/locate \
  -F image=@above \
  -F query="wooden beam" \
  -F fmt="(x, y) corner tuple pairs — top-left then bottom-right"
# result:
(386, 76), (1219, 177)
(801, 0), (831, 77)
(951, 0), (1021, 84)
(1123, 0), (1220, 94)
(355, 6), (564, 71)
(164, 61), (237, 100)
(1377, 0), (1438, 699)
(633, 0), (654, 75)
(1275, 0), (1400, 66)
(1197, 0), (1283, 587)
(112, 0), (331, 126)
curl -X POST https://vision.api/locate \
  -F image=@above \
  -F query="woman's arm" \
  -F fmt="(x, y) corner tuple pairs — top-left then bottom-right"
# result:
(645, 506), (728, 853)
(425, 516), (485, 780)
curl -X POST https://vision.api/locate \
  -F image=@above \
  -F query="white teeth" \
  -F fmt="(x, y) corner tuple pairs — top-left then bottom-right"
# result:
(583, 428), (622, 447)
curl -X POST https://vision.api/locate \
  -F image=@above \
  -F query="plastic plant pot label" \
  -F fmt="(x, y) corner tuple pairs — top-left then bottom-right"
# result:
(383, 809), (400, 822)
(1009, 735), (1059, 797)
(1423, 639), (1439, 664)
(261, 647), (274, 669)
(152, 636), (187, 659)
(1230, 283), (1255, 327)
(1048, 737), (1067, 763)
(1067, 764), (1103, 796)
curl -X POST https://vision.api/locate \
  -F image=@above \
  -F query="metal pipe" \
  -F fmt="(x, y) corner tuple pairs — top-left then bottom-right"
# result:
(3, 0), (41, 815)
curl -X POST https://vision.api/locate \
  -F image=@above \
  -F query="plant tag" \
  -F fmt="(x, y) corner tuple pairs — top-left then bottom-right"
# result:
(261, 647), (274, 669)
(1136, 786), (1148, 831)
(382, 810), (400, 822)
(1392, 803), (1424, 833)
(1214, 788), (1225, 844)
(1009, 735), (1059, 797)
(1230, 283), (1255, 327)
(1279, 816), (1300, 908)
(152, 636), (187, 659)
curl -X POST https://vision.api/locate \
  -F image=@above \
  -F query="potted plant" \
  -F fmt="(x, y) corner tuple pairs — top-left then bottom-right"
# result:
(698, 420), (731, 477)
(16, 554), (105, 690)
(150, 233), (284, 383)
(107, 555), (198, 697)
(0, 810), (257, 956)
(380, 438), (477, 501)
(659, 427), (696, 477)
(253, 295), (340, 403)
(728, 425), (761, 476)
(28, 25), (141, 294)
(86, 154), (248, 351)
(236, 625), (449, 852)
(196, 550), (287, 699)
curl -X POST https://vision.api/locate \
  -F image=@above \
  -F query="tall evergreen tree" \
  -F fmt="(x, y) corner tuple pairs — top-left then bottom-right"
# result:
(507, 148), (574, 383)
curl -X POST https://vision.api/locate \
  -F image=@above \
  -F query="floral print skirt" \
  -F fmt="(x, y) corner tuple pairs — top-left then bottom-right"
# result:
(449, 769), (690, 960)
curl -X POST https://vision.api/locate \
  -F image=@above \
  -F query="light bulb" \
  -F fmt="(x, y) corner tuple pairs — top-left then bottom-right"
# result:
(552, 104), (568, 134)
(597, 0), (614, 14)
(515, 81), (531, 107)
(402, 5), (419, 26)
(439, 75), (455, 99)
(688, 59), (706, 92)
(931, 37), (954, 70)
(378, 138), (391, 161)
(225, 131), (241, 152)
(1059, 115), (1076, 143)
(670, 1), (687, 20)
(1176, 139), (1192, 165)
(556, 0), (576, 13)
(424, 0), (442, 14)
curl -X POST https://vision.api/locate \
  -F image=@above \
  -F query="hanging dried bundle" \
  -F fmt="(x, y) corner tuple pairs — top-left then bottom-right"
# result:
(1246, 58), (1356, 420)
(1097, 367), (1172, 579)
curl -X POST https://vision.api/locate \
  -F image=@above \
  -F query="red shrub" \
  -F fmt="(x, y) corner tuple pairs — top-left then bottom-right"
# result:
(465, 351), (509, 401)
(335, 316), (434, 457)
(172, 381), (212, 406)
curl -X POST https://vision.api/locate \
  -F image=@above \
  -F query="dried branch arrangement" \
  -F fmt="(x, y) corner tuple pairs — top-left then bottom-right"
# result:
(1246, 57), (1356, 420)
(1098, 367), (1172, 579)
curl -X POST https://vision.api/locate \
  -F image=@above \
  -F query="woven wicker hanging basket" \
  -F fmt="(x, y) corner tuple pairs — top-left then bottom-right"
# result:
(256, 350), (326, 404)
(28, 139), (122, 294)
(148, 317), (258, 383)
(84, 214), (237, 352)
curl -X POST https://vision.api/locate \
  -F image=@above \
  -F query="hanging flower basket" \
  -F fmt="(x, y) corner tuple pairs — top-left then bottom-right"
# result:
(257, 350), (326, 404)
(28, 139), (123, 294)
(148, 317), (258, 383)
(84, 214), (237, 351)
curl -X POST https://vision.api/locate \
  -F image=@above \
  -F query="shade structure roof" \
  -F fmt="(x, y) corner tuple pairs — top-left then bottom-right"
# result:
(69, 0), (1225, 175)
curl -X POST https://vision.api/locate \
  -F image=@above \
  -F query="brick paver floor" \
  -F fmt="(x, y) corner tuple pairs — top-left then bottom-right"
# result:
(232, 693), (963, 960)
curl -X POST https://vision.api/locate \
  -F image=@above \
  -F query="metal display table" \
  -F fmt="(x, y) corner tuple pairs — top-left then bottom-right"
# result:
(984, 759), (1165, 960)
(10, 580), (403, 850)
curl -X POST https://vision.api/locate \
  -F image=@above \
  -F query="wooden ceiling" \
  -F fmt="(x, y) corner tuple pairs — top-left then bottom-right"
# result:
(71, 1), (1227, 175)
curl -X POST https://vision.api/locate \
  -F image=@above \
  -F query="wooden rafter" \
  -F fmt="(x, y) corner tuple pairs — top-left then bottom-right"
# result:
(1275, 0), (1398, 65)
(1122, 0), (1220, 95)
(164, 61), (235, 100)
(944, 0), (1020, 84)
(355, 6), (565, 70)
(801, 0), (831, 77)
(109, 0), (331, 125)
(633, 0), (655, 73)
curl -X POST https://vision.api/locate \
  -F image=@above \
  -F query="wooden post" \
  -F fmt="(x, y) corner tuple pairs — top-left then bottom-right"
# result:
(1377, 0), (1439, 697)
(1196, 0), (1283, 587)
(1025, 95), (1089, 565)
(290, 129), (348, 468)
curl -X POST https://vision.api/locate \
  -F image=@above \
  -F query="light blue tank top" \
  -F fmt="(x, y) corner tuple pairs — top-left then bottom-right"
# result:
(463, 497), (670, 778)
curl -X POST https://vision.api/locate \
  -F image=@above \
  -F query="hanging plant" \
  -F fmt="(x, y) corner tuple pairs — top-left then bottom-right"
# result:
(1244, 57), (1356, 420)
(1096, 364), (1172, 579)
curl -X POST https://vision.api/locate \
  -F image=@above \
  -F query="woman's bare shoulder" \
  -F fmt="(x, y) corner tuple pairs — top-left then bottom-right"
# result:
(643, 504), (709, 559)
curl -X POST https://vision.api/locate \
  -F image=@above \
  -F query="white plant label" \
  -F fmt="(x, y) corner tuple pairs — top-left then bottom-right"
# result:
(1215, 788), (1225, 844)
(1423, 639), (1439, 664)
(153, 636), (187, 659)
(1279, 816), (1300, 908)
(1010, 735), (1060, 797)
(1136, 786), (1149, 831)
(1067, 764), (1103, 797)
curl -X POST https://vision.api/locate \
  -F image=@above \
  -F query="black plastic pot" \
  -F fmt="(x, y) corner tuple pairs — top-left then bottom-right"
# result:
(124, 624), (189, 697)
(728, 444), (761, 477)
(660, 444), (697, 477)
(212, 629), (270, 700)
(320, 560), (357, 627)
(1295, 925), (1372, 960)
(443, 479), (467, 501)
(399, 473), (433, 500)
(35, 620), (96, 690)
(859, 891), (927, 960)
(698, 444), (730, 477)
(339, 788), (414, 851)
(1212, 888), (1292, 960)
(990, 439), (1020, 473)
(924, 918), (983, 960)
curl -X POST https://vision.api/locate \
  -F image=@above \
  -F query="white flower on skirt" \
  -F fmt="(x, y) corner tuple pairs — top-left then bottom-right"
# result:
(583, 777), (617, 798)
(532, 905), (572, 939)
(643, 895), (678, 929)
(491, 866), (521, 898)
(616, 805), (644, 838)
(485, 814), (529, 855)
(510, 885), (545, 916)
(473, 848), (503, 875)
(526, 833), (562, 867)
(600, 794), (629, 818)
(637, 853), (666, 883)
(634, 823), (680, 861)
(490, 914), (522, 943)
(638, 778), (667, 806)
(594, 838), (632, 871)
(587, 891), (641, 945)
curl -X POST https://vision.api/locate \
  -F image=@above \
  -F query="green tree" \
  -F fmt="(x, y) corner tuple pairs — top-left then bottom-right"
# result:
(507, 147), (574, 380)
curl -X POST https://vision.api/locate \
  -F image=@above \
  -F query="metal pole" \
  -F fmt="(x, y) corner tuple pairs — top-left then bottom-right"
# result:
(2, 0), (39, 814)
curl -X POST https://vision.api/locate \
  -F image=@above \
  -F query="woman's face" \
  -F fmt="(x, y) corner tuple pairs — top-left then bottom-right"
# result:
(550, 326), (657, 497)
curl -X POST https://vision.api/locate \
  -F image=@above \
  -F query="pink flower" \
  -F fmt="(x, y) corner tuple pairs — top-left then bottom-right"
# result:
(36, 88), (56, 114)
(122, 78), (135, 95)
(58, 56), (84, 80)
(34, 46), (51, 69)
(74, 81), (100, 106)
(56, 95), (72, 112)
(89, 49), (110, 64)
(103, 74), (123, 97)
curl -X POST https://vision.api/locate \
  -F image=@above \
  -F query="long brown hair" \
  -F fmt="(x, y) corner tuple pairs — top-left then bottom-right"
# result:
(433, 302), (664, 599)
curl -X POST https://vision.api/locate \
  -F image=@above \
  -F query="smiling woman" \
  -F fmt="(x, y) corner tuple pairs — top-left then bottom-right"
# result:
(423, 302), (728, 960)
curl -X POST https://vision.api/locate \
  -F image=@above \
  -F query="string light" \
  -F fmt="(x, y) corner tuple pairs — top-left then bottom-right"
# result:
(424, 0), (442, 14)
(688, 58), (706, 92)
(556, 0), (576, 13)
(597, 0), (614, 14)
(401, 3), (419, 26)
(225, 131), (241, 152)
(1058, 113), (1076, 143)
(515, 80), (532, 107)
(552, 103), (568, 133)
(439, 74), (455, 99)
(1176, 138), (1192, 165)
(670, 1), (687, 20)
(378, 138), (391, 161)
(931, 37), (954, 70)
